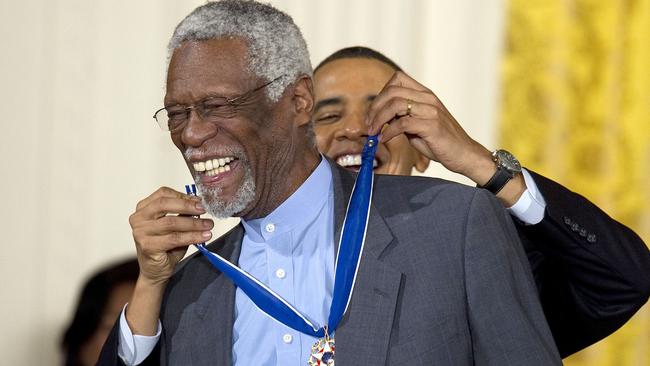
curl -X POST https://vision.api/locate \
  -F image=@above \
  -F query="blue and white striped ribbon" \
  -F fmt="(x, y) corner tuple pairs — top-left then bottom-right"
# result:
(190, 135), (378, 337)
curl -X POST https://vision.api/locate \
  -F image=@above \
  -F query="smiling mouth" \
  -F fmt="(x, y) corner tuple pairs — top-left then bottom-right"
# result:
(192, 156), (238, 176)
(336, 154), (379, 171)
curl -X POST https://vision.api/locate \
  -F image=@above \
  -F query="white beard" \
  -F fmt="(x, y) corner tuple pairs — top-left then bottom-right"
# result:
(194, 161), (256, 219)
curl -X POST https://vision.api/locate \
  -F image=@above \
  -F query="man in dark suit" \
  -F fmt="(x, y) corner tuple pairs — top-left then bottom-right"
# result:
(99, 1), (562, 365)
(311, 46), (650, 357)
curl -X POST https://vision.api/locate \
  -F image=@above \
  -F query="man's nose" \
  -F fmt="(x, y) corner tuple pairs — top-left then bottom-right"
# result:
(181, 109), (218, 147)
(335, 111), (367, 140)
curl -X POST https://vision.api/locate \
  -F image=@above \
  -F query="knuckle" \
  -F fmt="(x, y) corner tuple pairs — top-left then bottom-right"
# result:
(155, 196), (171, 209)
(132, 228), (144, 241)
(132, 231), (153, 252)
(195, 218), (208, 230)
(169, 231), (185, 245)
(128, 212), (138, 227)
(135, 198), (147, 211)
(384, 85), (398, 95)
(429, 106), (440, 118)
(160, 216), (176, 230)
(156, 186), (171, 195)
(389, 98), (402, 111)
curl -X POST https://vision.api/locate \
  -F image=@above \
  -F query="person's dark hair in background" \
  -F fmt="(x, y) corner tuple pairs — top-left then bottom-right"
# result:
(314, 46), (402, 74)
(61, 258), (139, 366)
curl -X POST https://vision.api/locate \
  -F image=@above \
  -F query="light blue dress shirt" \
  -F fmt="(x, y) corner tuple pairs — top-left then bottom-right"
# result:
(234, 157), (336, 365)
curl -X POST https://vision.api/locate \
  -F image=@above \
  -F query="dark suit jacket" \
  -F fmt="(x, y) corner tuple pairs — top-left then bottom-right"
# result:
(518, 170), (650, 357)
(100, 162), (562, 365)
(99, 164), (650, 364)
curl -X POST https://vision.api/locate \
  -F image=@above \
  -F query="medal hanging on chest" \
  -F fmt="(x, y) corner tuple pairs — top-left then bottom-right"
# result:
(189, 135), (378, 365)
(309, 326), (335, 366)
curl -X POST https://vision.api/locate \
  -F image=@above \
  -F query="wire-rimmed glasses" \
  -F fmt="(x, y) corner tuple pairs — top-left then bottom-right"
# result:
(153, 76), (283, 132)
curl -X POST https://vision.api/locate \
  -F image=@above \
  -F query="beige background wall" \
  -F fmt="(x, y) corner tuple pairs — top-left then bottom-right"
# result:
(0, 0), (504, 364)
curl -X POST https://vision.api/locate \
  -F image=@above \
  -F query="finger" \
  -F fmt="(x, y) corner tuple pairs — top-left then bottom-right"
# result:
(368, 96), (440, 135)
(135, 186), (200, 212)
(366, 87), (441, 135)
(386, 71), (430, 93)
(380, 115), (435, 144)
(386, 71), (449, 110)
(140, 215), (214, 235)
(367, 85), (433, 125)
(377, 101), (442, 143)
(151, 230), (213, 251)
(131, 195), (207, 225)
(367, 72), (448, 124)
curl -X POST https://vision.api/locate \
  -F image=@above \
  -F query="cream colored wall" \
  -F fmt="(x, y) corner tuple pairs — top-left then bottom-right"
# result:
(0, 0), (504, 364)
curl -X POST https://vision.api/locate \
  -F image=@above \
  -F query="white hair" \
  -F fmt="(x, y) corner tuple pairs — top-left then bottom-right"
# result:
(168, 0), (312, 102)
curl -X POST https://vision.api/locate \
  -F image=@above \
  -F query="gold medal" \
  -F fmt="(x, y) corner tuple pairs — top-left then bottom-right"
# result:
(309, 327), (335, 366)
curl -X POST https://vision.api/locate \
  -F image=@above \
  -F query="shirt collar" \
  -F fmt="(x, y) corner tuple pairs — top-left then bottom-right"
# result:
(241, 156), (332, 242)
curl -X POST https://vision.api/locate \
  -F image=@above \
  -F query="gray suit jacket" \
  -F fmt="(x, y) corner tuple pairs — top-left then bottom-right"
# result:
(118, 162), (562, 365)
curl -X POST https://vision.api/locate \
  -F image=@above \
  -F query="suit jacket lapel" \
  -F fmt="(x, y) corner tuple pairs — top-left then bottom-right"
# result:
(330, 162), (404, 365)
(190, 224), (243, 366)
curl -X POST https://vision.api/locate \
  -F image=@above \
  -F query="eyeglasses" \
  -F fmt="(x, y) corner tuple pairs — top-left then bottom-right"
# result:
(153, 76), (282, 132)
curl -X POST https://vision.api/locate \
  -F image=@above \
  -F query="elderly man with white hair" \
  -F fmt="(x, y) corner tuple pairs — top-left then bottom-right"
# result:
(98, 1), (562, 365)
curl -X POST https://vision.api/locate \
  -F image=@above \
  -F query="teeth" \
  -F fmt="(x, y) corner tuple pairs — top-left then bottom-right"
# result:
(336, 154), (379, 168)
(337, 154), (361, 167)
(192, 156), (236, 173)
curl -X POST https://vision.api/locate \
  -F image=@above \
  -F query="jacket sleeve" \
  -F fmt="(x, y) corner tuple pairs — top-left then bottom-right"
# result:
(517, 170), (650, 357)
(465, 189), (562, 365)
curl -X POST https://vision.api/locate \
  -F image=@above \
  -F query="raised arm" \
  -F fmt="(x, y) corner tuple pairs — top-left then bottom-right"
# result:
(365, 70), (650, 357)
(98, 187), (214, 365)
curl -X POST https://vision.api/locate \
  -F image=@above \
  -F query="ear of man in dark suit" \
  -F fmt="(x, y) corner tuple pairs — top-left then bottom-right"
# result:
(312, 46), (650, 358)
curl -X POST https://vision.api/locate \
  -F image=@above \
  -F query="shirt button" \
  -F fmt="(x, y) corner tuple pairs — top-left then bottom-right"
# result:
(265, 223), (275, 233)
(275, 268), (286, 279)
(282, 334), (293, 344)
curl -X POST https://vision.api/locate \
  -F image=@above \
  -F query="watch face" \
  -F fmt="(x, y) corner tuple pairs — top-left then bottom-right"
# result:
(495, 150), (522, 173)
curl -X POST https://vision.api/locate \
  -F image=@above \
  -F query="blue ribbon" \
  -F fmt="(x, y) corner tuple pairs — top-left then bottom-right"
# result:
(191, 135), (378, 337)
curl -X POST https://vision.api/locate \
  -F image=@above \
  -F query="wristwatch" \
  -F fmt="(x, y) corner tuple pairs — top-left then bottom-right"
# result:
(480, 149), (522, 195)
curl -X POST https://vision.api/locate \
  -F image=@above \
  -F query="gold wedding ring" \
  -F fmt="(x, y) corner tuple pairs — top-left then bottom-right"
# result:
(406, 99), (413, 116)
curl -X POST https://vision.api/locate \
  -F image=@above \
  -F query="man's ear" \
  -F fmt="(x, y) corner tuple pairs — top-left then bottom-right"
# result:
(414, 151), (430, 173)
(292, 75), (314, 127)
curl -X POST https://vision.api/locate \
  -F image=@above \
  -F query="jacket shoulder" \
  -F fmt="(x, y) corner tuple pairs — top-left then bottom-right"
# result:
(373, 173), (482, 210)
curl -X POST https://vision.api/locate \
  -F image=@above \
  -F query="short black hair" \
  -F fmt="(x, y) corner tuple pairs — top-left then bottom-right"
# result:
(314, 46), (402, 74)
(61, 258), (139, 366)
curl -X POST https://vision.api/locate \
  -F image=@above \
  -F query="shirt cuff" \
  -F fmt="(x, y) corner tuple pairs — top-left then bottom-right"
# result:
(118, 303), (161, 365)
(507, 169), (547, 225)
